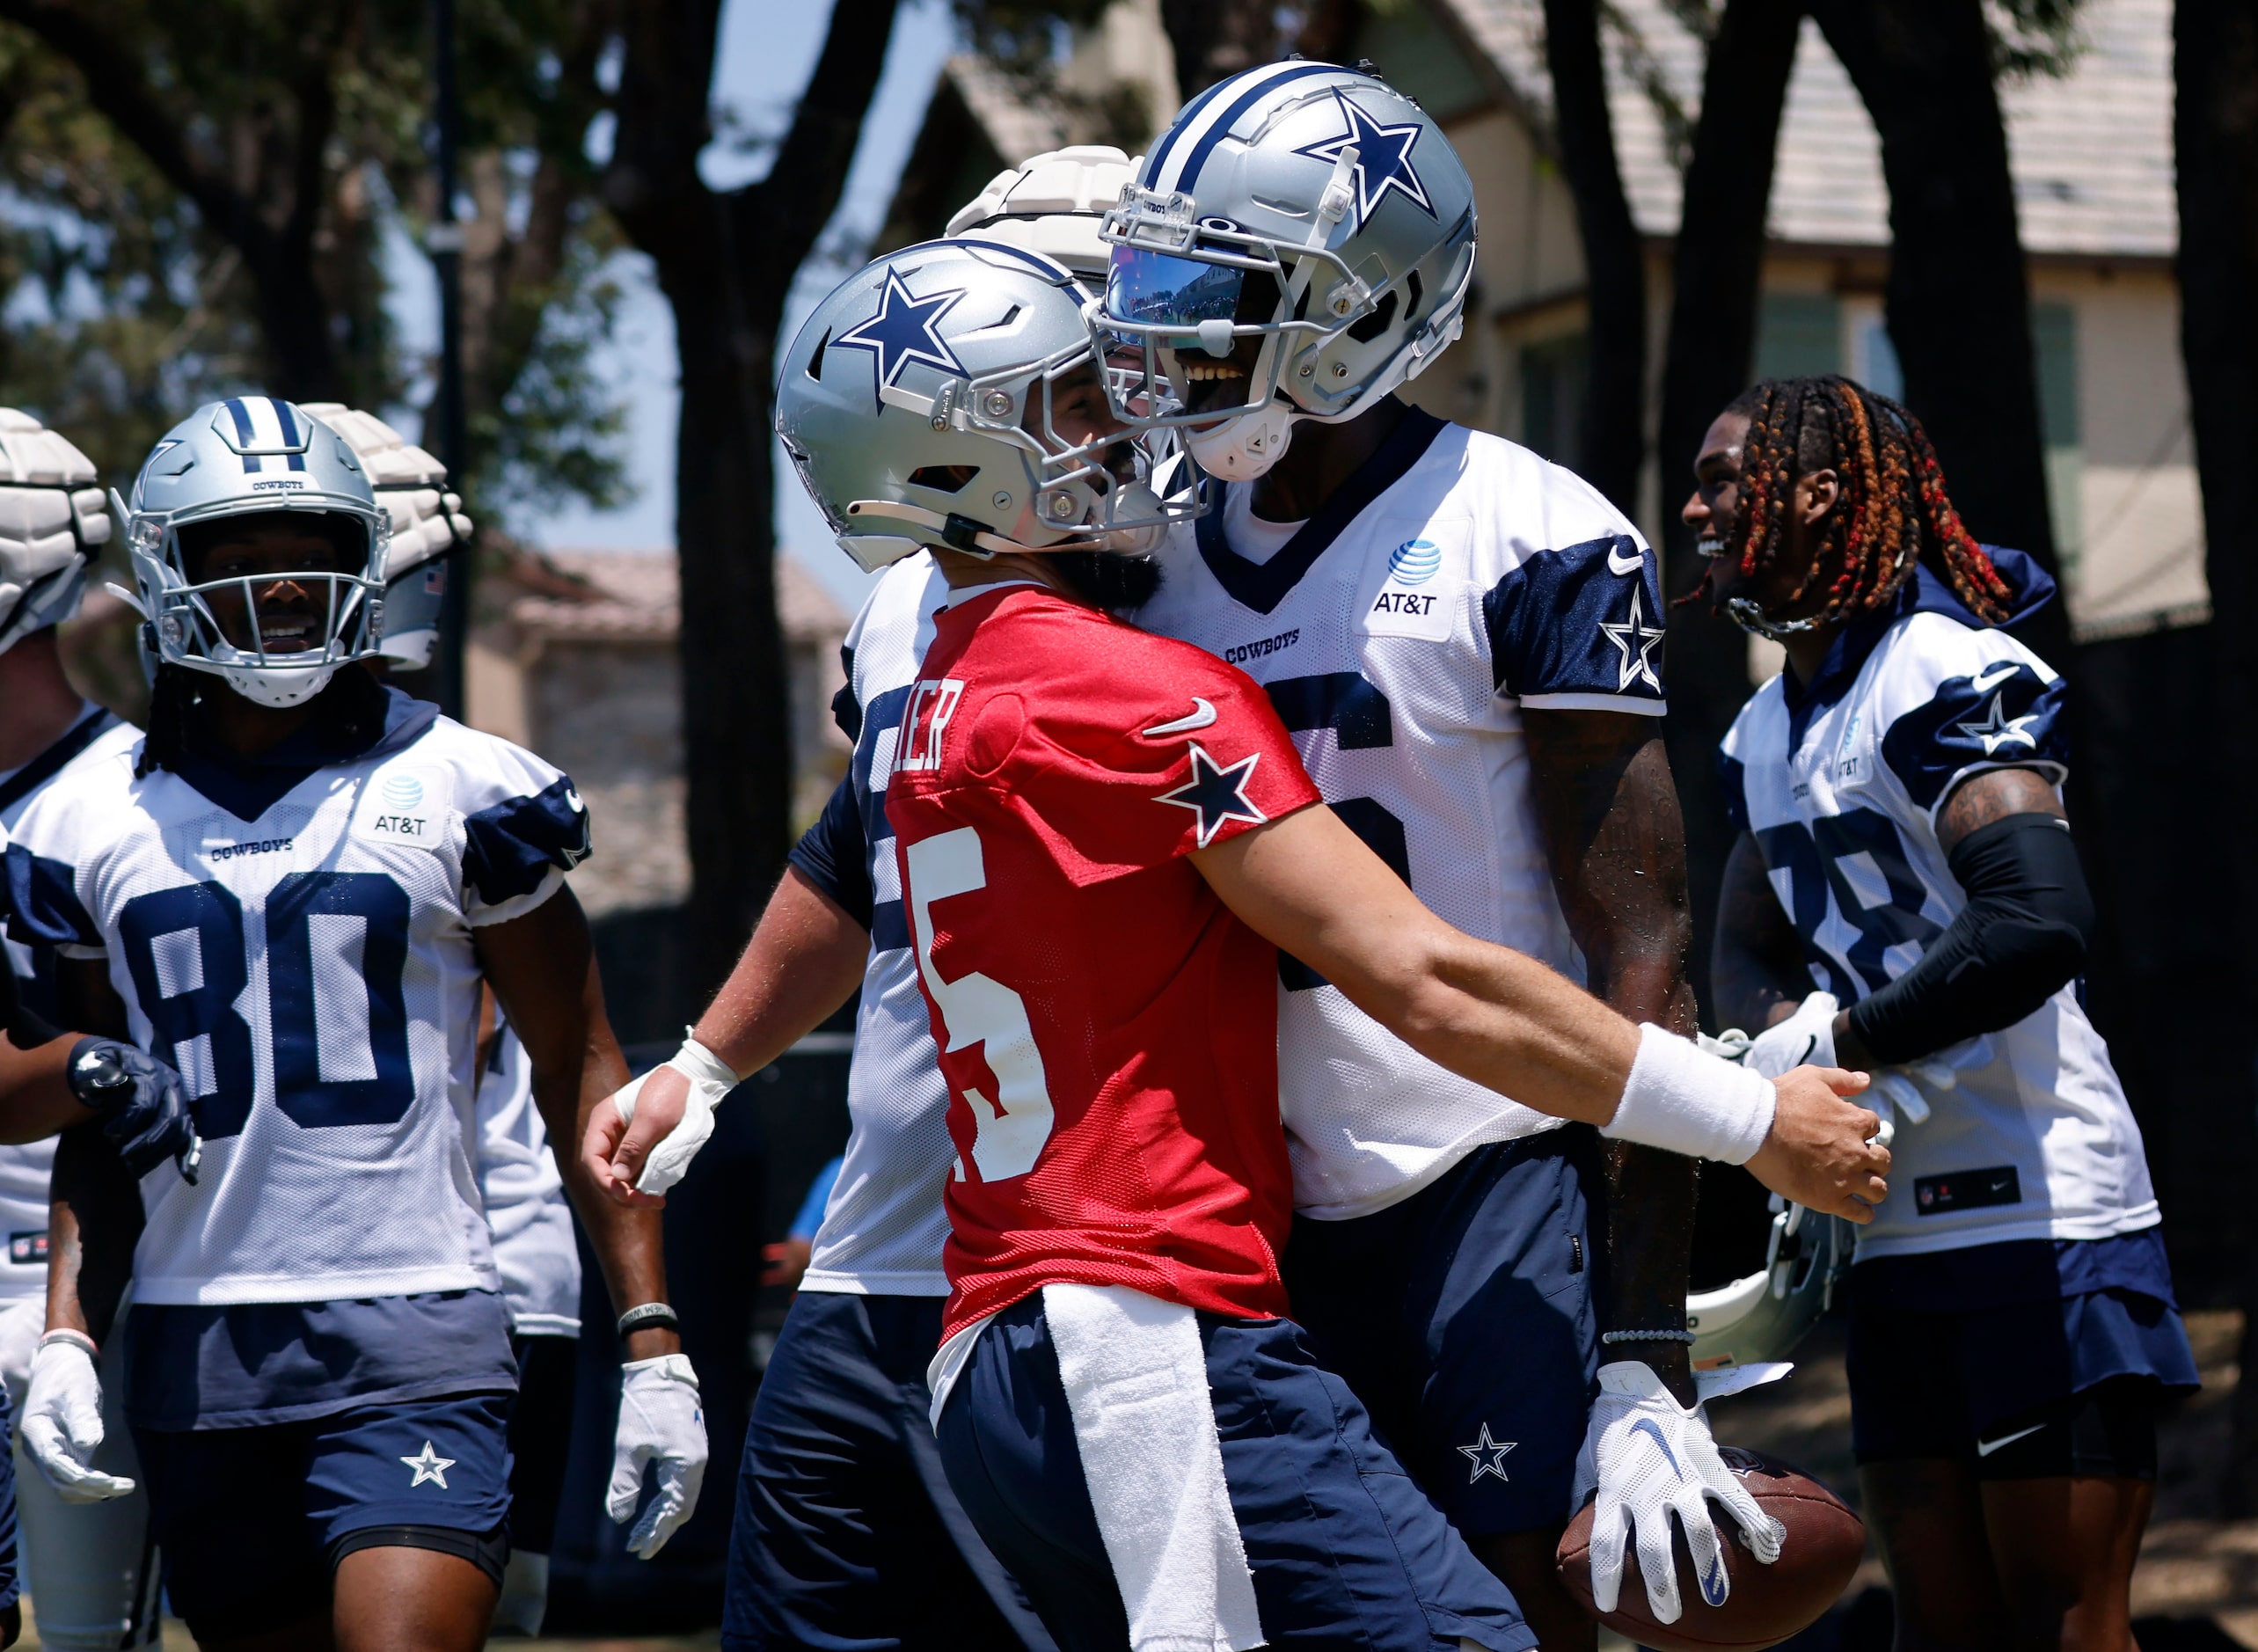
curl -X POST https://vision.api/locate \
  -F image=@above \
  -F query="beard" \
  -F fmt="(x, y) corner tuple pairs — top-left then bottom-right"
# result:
(1045, 551), (1164, 613)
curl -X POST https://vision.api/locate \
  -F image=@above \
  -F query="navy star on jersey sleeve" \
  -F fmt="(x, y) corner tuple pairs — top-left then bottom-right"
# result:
(1480, 533), (1668, 713)
(1878, 654), (2069, 818)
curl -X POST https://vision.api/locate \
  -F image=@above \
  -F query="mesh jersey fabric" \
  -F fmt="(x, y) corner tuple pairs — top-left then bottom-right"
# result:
(0, 707), (142, 1305)
(473, 1019), (581, 1334)
(0, 703), (589, 1305)
(794, 552), (960, 1297)
(884, 582), (1321, 1338)
(1136, 417), (1666, 1219)
(1719, 563), (2156, 1259)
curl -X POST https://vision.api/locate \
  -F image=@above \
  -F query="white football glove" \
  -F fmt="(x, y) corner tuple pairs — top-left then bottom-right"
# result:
(21, 1338), (134, 1504)
(1573, 1361), (1785, 1624)
(608, 1353), (708, 1558)
(1861, 1034), (1990, 1144)
(607, 1034), (738, 1196)
(1740, 991), (1838, 1080)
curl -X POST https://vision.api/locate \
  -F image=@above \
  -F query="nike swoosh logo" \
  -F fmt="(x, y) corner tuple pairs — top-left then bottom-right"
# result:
(1629, 1419), (1685, 1480)
(566, 787), (585, 813)
(1144, 698), (1217, 737)
(1976, 1422), (2047, 1457)
(1971, 662), (2021, 693)
(1607, 546), (1647, 576)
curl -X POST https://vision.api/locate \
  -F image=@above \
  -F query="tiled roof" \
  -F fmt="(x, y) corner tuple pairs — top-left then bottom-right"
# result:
(511, 550), (850, 645)
(1430, 0), (2174, 257)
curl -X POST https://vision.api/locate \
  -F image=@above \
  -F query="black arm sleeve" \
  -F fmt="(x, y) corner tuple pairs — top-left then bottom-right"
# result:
(1845, 812), (2096, 1064)
(786, 773), (874, 934)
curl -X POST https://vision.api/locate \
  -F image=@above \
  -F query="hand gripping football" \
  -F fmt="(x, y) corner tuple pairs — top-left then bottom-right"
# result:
(1558, 1448), (1864, 1651)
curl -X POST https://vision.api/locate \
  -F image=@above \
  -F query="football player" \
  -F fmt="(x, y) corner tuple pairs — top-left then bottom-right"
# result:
(612, 237), (1886, 1651)
(0, 410), (201, 1652)
(594, 149), (1141, 1652)
(1693, 375), (2196, 1652)
(0, 398), (705, 1652)
(1100, 62), (1764, 1638)
(305, 402), (582, 1639)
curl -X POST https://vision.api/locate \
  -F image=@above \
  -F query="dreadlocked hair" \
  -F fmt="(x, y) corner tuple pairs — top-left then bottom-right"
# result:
(1691, 374), (2012, 626)
(137, 661), (391, 778)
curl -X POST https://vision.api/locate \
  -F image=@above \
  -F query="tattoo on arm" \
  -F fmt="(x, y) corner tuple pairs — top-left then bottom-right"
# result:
(1524, 709), (1701, 1404)
(1712, 830), (1809, 1033)
(1937, 765), (2064, 856)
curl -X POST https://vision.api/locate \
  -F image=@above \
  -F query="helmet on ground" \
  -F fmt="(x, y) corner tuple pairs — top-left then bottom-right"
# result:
(1687, 1197), (1853, 1371)
(119, 395), (390, 707)
(1093, 62), (1477, 480)
(299, 404), (471, 671)
(947, 145), (1141, 297)
(0, 411), (111, 656)
(778, 238), (1193, 574)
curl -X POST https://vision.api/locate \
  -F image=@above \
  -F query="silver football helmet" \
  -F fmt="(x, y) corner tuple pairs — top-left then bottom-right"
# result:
(117, 396), (390, 707)
(299, 404), (471, 671)
(947, 145), (1140, 296)
(1094, 62), (1477, 480)
(0, 410), (111, 656)
(778, 238), (1193, 574)
(1688, 1196), (1855, 1371)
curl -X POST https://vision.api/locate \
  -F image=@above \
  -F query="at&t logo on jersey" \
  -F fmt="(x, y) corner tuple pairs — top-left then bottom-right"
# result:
(1369, 535), (1453, 630)
(359, 769), (440, 847)
(1386, 537), (1442, 585)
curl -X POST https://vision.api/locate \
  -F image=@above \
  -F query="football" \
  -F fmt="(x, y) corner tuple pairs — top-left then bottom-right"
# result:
(1556, 1448), (1865, 1651)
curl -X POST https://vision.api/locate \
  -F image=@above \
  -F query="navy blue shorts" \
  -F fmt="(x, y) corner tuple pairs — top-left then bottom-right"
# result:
(1284, 1128), (1600, 1537)
(935, 1293), (1534, 1652)
(1846, 1229), (2199, 1476)
(722, 1290), (1053, 1652)
(135, 1390), (512, 1639)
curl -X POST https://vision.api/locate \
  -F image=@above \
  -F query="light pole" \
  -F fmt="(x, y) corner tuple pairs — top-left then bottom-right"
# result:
(429, 0), (470, 720)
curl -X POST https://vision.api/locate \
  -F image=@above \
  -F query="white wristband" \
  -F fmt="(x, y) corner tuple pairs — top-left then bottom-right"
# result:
(1603, 1023), (1778, 1165)
(669, 1033), (742, 1090)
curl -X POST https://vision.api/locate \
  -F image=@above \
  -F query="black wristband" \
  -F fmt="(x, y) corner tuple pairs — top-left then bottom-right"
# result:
(617, 1302), (680, 1338)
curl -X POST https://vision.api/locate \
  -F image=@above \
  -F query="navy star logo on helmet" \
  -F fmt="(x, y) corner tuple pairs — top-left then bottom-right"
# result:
(831, 267), (969, 411)
(1292, 91), (1436, 224)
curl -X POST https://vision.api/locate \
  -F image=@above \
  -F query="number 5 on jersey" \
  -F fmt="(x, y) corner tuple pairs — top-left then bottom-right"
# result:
(902, 828), (1056, 1181)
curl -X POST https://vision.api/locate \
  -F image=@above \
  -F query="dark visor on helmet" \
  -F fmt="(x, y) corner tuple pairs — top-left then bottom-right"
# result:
(1105, 246), (1246, 336)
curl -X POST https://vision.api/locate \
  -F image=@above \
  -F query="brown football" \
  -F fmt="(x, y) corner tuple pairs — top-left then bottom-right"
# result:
(1555, 1447), (1865, 1652)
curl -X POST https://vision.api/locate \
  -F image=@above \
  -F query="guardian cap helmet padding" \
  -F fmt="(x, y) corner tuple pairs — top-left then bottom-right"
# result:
(120, 396), (390, 707)
(1096, 62), (1477, 480)
(0, 410), (111, 656)
(299, 404), (471, 671)
(778, 238), (1195, 574)
(946, 145), (1140, 296)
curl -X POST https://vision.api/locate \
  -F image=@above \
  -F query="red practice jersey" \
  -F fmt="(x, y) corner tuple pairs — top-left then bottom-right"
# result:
(886, 581), (1323, 1337)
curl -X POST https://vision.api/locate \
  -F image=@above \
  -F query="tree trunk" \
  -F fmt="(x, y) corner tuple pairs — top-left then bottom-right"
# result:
(2174, 0), (2258, 1510)
(1653, 0), (1805, 1021)
(605, 0), (898, 995)
(1541, 0), (1646, 516)
(1158, 0), (1282, 96)
(1809, 0), (2067, 662)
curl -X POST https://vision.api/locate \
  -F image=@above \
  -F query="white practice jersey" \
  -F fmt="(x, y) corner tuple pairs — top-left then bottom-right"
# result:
(1720, 564), (2158, 1258)
(0, 706), (143, 1304)
(788, 552), (955, 1296)
(0, 697), (591, 1304)
(1138, 413), (1668, 1218)
(475, 1019), (581, 1335)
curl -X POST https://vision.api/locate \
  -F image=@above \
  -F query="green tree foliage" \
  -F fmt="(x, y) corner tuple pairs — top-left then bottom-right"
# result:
(0, 0), (629, 526)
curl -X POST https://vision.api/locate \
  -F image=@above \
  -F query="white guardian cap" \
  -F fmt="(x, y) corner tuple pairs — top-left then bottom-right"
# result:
(119, 395), (390, 706)
(946, 145), (1140, 295)
(0, 410), (111, 656)
(300, 404), (471, 671)
(1095, 62), (1477, 480)
(778, 238), (1195, 573)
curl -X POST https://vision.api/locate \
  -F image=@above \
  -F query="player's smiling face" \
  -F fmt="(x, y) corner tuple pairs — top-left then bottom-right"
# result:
(1034, 361), (1137, 489)
(1684, 410), (1750, 566)
(1687, 409), (1843, 625)
(186, 518), (359, 656)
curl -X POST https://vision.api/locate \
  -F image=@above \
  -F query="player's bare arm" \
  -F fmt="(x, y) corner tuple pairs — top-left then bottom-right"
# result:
(1192, 803), (1889, 1219)
(46, 959), (140, 1351)
(587, 866), (867, 1205)
(1829, 764), (2074, 1073)
(474, 885), (679, 1357)
(1712, 830), (1811, 1036)
(0, 1034), (82, 1144)
(1526, 708), (1706, 1412)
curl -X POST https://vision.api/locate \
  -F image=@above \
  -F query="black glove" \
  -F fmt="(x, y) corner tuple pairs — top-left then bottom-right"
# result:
(66, 1039), (201, 1184)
